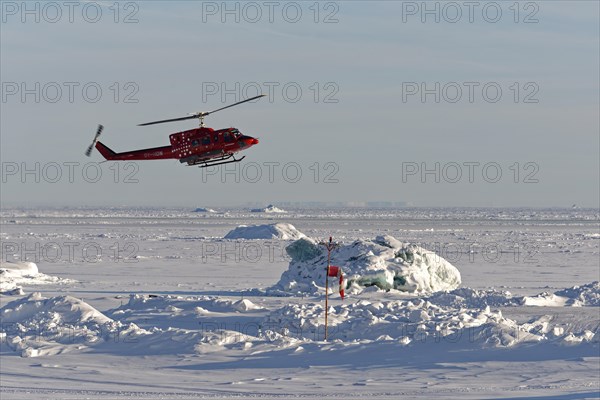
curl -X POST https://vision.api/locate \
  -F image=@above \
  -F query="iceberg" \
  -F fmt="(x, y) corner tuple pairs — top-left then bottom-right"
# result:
(269, 235), (462, 296)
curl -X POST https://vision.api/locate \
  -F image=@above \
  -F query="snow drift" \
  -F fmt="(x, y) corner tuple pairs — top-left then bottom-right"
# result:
(224, 223), (306, 240)
(269, 235), (461, 296)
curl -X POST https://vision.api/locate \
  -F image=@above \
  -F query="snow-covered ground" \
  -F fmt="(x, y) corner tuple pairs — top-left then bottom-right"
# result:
(0, 207), (598, 399)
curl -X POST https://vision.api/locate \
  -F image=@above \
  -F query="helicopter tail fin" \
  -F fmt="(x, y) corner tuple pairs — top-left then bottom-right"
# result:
(95, 141), (117, 160)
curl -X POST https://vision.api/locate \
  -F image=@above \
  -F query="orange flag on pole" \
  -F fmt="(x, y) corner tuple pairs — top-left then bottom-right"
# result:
(327, 266), (345, 300)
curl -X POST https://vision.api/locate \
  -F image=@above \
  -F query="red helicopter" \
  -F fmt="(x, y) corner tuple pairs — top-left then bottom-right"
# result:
(85, 95), (264, 168)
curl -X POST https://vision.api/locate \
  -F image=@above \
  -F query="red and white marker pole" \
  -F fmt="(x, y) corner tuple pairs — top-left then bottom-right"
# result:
(321, 236), (339, 341)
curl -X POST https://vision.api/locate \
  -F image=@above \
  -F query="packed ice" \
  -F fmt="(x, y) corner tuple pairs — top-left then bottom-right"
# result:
(1, 206), (598, 399)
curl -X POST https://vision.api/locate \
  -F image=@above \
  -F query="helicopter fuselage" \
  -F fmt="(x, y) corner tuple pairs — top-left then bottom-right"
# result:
(95, 127), (259, 166)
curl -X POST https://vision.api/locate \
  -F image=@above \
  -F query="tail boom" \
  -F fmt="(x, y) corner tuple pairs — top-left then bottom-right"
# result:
(95, 142), (174, 161)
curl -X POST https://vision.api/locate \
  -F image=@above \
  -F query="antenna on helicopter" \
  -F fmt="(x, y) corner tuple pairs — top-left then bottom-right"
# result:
(137, 94), (266, 127)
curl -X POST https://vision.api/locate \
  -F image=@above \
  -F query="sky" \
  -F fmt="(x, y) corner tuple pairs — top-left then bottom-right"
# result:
(1, 0), (599, 208)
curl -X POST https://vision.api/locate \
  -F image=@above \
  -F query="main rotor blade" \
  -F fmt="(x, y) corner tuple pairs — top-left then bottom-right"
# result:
(137, 115), (198, 126)
(205, 94), (266, 116)
(136, 94), (265, 126)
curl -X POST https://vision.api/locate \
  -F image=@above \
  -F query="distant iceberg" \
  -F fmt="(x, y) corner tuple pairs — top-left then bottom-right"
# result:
(250, 204), (287, 213)
(193, 207), (217, 213)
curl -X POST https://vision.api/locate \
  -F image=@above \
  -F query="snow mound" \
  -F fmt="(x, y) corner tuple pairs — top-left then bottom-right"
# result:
(0, 261), (74, 295)
(521, 293), (571, 307)
(1, 292), (111, 325)
(224, 223), (305, 240)
(553, 281), (600, 306)
(250, 204), (287, 213)
(520, 282), (600, 307)
(0, 261), (38, 276)
(232, 299), (264, 312)
(193, 207), (216, 213)
(269, 235), (461, 296)
(0, 293), (146, 357)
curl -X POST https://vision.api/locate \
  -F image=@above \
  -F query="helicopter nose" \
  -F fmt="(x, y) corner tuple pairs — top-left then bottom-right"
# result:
(241, 136), (259, 146)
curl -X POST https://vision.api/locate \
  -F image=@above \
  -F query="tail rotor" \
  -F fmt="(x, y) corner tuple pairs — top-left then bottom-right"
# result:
(85, 124), (104, 157)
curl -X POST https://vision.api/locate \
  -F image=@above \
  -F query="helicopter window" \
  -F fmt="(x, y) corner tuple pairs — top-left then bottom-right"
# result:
(191, 139), (199, 147)
(224, 133), (234, 143)
(201, 136), (211, 145)
(213, 134), (218, 143)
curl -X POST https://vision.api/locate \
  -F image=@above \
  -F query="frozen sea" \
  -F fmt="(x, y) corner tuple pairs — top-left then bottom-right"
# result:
(1, 207), (599, 399)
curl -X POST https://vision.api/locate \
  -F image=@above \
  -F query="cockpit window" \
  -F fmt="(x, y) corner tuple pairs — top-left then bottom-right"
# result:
(231, 129), (241, 138)
(224, 132), (234, 143)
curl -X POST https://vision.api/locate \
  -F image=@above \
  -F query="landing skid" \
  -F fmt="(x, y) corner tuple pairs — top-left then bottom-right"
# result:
(188, 154), (246, 168)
